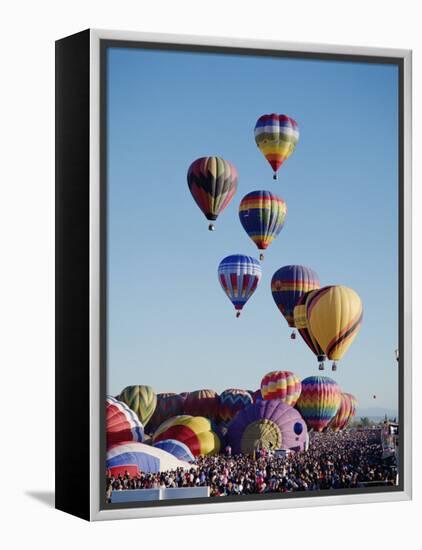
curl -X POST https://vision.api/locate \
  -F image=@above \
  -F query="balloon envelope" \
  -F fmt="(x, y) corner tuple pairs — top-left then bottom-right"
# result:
(294, 291), (326, 364)
(227, 400), (308, 454)
(328, 393), (354, 432)
(271, 265), (320, 327)
(153, 439), (195, 462)
(218, 254), (262, 313)
(260, 371), (301, 406)
(183, 389), (220, 420)
(239, 190), (287, 251)
(118, 385), (157, 427)
(106, 442), (194, 475)
(106, 396), (144, 448)
(254, 114), (299, 177)
(306, 286), (363, 362)
(219, 388), (253, 423)
(148, 393), (185, 432)
(153, 415), (221, 456)
(295, 376), (342, 432)
(187, 156), (238, 222)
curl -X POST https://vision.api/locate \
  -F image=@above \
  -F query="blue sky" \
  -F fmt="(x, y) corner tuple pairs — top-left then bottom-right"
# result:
(106, 46), (399, 413)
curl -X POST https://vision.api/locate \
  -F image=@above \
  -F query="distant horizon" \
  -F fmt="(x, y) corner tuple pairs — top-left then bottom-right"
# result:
(106, 46), (399, 412)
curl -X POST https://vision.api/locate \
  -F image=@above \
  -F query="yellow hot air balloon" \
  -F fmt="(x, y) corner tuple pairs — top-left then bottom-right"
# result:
(306, 286), (363, 371)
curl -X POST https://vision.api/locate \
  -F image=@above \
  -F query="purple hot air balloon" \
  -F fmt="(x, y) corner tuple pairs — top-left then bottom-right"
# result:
(226, 400), (308, 455)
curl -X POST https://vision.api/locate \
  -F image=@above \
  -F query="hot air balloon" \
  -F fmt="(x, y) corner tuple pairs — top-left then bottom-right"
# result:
(153, 415), (221, 456)
(260, 371), (302, 406)
(106, 442), (194, 476)
(294, 291), (326, 370)
(306, 285), (363, 371)
(254, 114), (299, 180)
(152, 439), (195, 462)
(239, 191), (287, 260)
(344, 393), (358, 428)
(117, 385), (157, 427)
(183, 389), (220, 420)
(248, 389), (263, 403)
(271, 265), (320, 338)
(348, 393), (358, 417)
(226, 400), (308, 454)
(148, 393), (186, 433)
(219, 389), (253, 423)
(295, 376), (341, 432)
(106, 396), (144, 448)
(328, 393), (353, 432)
(187, 156), (238, 230)
(218, 254), (262, 317)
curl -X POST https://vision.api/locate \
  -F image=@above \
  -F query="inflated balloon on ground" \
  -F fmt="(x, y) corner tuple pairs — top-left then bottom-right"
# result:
(118, 385), (157, 426)
(260, 371), (302, 406)
(106, 441), (194, 476)
(106, 396), (144, 448)
(219, 388), (253, 423)
(227, 400), (308, 454)
(153, 415), (221, 456)
(295, 376), (342, 432)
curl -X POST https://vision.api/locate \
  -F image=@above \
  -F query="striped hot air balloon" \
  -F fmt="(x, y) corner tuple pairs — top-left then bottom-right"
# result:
(226, 400), (308, 454)
(187, 156), (238, 230)
(328, 392), (354, 432)
(117, 385), (157, 427)
(295, 376), (342, 432)
(294, 290), (326, 370)
(218, 254), (262, 317)
(239, 191), (287, 260)
(106, 396), (144, 448)
(152, 439), (195, 462)
(219, 388), (253, 423)
(345, 393), (358, 427)
(254, 114), (299, 180)
(260, 371), (302, 406)
(107, 442), (194, 476)
(306, 286), (363, 371)
(183, 389), (220, 420)
(148, 393), (186, 433)
(153, 415), (221, 456)
(271, 265), (320, 338)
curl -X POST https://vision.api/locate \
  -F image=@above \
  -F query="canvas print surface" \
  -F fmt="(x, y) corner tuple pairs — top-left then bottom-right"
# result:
(103, 44), (400, 507)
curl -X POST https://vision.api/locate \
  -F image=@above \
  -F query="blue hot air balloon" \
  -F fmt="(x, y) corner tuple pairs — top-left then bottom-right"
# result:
(218, 254), (262, 317)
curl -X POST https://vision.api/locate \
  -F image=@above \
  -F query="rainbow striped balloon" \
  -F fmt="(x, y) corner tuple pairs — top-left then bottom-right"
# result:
(239, 191), (287, 253)
(295, 376), (341, 432)
(328, 392), (353, 432)
(345, 392), (358, 423)
(271, 265), (320, 327)
(254, 114), (299, 179)
(260, 371), (302, 406)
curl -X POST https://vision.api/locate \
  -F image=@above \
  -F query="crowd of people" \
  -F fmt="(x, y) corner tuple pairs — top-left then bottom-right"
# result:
(106, 429), (397, 500)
